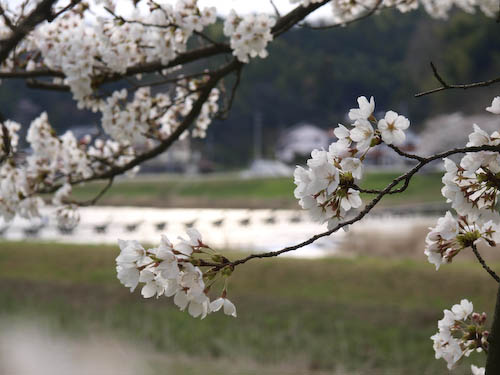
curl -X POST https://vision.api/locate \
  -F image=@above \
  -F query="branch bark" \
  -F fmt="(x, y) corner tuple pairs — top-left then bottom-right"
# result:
(415, 62), (500, 97)
(486, 284), (500, 374)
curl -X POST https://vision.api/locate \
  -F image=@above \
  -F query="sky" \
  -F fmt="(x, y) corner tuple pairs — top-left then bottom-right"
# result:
(4, 0), (333, 21)
(117, 0), (333, 20)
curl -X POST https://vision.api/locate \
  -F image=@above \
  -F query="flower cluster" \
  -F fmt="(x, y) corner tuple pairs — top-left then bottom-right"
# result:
(327, 0), (498, 24)
(23, 1), (216, 107)
(223, 10), (275, 63)
(441, 125), (500, 223)
(424, 211), (499, 269)
(431, 299), (488, 370)
(294, 96), (410, 228)
(0, 112), (138, 227)
(116, 229), (237, 319)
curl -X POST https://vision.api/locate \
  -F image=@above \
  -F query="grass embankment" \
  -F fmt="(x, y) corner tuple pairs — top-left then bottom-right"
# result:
(72, 171), (443, 209)
(0, 241), (496, 374)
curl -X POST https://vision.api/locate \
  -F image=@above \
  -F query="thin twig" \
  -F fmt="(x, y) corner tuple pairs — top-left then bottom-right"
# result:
(388, 144), (425, 162)
(71, 177), (115, 206)
(269, 0), (281, 18)
(415, 62), (500, 97)
(472, 244), (500, 283)
(216, 66), (242, 120)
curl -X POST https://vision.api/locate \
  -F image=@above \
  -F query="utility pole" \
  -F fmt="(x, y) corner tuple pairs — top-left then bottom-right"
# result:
(253, 111), (262, 161)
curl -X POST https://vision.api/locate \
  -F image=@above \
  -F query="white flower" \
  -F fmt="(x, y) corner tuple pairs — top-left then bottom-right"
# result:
(293, 166), (312, 199)
(309, 159), (340, 195)
(471, 365), (485, 375)
(340, 188), (362, 211)
(350, 119), (374, 151)
(377, 110), (410, 145)
(117, 266), (140, 292)
(333, 124), (352, 147)
(223, 11), (275, 63)
(139, 268), (165, 298)
(210, 297), (237, 317)
(435, 211), (459, 241)
(486, 96), (500, 114)
(451, 299), (474, 321)
(340, 157), (363, 180)
(467, 124), (490, 147)
(348, 96), (375, 121)
(176, 228), (203, 255)
(117, 239), (148, 266)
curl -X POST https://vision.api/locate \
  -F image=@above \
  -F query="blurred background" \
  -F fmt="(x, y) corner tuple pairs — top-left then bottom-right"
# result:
(1, 5), (499, 375)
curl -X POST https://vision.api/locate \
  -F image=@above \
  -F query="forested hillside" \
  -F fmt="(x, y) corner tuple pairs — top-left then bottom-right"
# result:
(2, 8), (499, 167)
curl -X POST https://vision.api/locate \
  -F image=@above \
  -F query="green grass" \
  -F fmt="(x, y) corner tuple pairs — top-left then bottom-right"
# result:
(72, 171), (444, 209)
(0, 241), (496, 374)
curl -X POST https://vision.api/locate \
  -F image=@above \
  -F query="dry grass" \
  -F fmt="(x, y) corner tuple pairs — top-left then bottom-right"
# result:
(339, 218), (500, 265)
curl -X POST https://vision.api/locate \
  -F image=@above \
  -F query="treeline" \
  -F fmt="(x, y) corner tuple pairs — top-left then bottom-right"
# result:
(2, 8), (499, 167)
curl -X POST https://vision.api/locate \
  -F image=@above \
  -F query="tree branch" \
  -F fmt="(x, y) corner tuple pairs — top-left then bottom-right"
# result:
(486, 283), (500, 373)
(472, 244), (500, 283)
(415, 62), (500, 97)
(221, 144), (500, 268)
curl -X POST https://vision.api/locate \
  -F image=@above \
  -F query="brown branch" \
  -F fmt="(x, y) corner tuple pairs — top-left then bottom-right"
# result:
(415, 62), (500, 97)
(0, 6), (16, 31)
(387, 144), (425, 162)
(26, 79), (70, 91)
(0, 68), (64, 78)
(271, 0), (331, 37)
(269, 0), (281, 18)
(472, 243), (500, 283)
(70, 177), (115, 207)
(0, 115), (10, 165)
(216, 65), (243, 120)
(35, 59), (243, 198)
(221, 144), (500, 268)
(0, 0), (331, 91)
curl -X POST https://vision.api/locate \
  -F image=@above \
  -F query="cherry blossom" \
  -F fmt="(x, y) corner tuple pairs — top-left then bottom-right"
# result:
(431, 299), (488, 369)
(486, 96), (500, 114)
(424, 211), (499, 269)
(116, 230), (237, 319)
(377, 110), (410, 145)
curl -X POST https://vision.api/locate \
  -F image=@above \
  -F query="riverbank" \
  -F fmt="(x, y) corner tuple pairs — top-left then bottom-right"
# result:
(0, 241), (495, 375)
(71, 171), (443, 209)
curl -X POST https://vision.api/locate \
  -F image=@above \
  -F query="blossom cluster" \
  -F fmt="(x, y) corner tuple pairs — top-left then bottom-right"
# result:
(291, 0), (498, 23)
(424, 211), (499, 269)
(224, 10), (276, 63)
(116, 229), (237, 319)
(0, 112), (137, 227)
(23, 1), (217, 106)
(294, 96), (410, 228)
(431, 299), (488, 370)
(441, 125), (500, 222)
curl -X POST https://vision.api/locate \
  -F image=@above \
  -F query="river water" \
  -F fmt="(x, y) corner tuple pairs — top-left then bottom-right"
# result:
(0, 207), (437, 258)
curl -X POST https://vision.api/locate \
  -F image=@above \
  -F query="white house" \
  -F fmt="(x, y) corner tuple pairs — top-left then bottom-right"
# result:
(276, 122), (329, 163)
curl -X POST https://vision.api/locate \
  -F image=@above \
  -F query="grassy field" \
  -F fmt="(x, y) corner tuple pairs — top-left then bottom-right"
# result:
(72, 171), (444, 209)
(0, 241), (497, 374)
